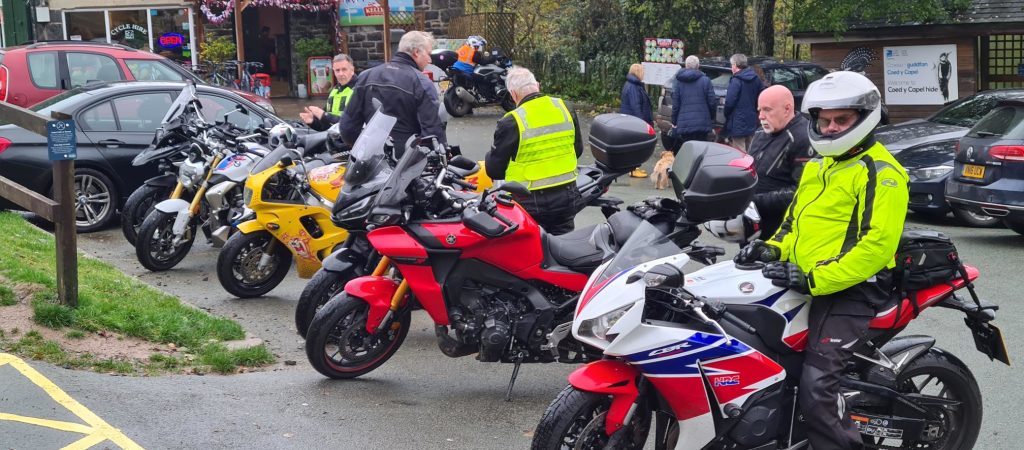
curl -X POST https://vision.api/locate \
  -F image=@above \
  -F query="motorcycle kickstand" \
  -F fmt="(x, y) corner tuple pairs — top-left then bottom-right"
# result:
(505, 357), (523, 402)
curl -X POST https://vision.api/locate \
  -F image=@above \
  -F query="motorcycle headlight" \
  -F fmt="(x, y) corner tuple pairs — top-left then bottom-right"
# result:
(578, 304), (632, 342)
(243, 187), (254, 205)
(178, 160), (205, 189)
(909, 165), (952, 181)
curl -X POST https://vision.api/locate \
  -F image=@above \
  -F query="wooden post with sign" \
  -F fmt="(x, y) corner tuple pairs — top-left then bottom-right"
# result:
(382, 0), (391, 61)
(0, 102), (79, 308)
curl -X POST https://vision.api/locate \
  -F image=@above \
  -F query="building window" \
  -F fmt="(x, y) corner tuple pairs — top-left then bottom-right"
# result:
(109, 10), (150, 50)
(63, 8), (197, 66)
(64, 11), (107, 43)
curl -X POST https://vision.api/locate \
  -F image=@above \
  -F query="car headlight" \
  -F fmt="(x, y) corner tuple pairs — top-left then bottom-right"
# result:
(910, 165), (952, 181)
(578, 304), (632, 342)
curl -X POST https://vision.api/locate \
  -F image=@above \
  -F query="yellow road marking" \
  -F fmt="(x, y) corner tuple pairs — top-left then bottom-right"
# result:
(0, 353), (144, 450)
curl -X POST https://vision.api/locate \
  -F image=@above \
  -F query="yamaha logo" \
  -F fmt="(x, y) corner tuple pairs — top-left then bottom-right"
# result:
(446, 234), (456, 245)
(739, 282), (755, 294)
(966, 146), (974, 159)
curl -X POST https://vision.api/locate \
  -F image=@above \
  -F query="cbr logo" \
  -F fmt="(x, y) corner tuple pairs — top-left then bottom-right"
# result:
(649, 342), (690, 357)
(713, 375), (740, 387)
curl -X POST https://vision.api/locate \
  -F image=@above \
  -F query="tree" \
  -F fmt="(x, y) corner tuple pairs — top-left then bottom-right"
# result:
(752, 0), (775, 56)
(790, 0), (972, 34)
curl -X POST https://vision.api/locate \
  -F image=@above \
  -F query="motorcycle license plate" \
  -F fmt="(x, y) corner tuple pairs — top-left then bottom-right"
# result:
(962, 164), (985, 178)
(968, 319), (1011, 365)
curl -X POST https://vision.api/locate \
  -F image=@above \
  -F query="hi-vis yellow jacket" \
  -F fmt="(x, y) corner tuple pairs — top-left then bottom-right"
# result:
(767, 141), (909, 296)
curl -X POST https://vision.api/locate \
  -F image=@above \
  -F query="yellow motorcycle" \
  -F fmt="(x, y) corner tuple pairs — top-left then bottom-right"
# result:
(216, 138), (349, 298)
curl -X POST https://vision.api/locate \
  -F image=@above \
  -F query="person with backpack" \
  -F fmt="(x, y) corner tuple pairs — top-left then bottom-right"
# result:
(734, 71), (909, 450)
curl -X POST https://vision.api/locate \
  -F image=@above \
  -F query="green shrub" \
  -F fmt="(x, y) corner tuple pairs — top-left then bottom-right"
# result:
(201, 35), (237, 65)
(294, 37), (334, 84)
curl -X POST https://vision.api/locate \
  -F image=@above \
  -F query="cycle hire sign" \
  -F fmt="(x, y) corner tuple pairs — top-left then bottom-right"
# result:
(47, 120), (77, 161)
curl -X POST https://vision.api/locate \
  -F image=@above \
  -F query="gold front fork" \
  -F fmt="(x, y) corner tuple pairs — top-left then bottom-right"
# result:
(189, 154), (224, 215)
(169, 182), (184, 199)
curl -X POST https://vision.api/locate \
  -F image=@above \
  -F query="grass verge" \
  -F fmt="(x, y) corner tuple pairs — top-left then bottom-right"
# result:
(0, 212), (275, 374)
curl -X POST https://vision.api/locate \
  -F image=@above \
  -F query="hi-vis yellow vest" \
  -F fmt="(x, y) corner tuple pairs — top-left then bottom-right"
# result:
(504, 96), (578, 190)
(326, 85), (353, 116)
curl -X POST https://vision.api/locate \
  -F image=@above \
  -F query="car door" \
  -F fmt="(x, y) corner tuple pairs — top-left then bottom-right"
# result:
(82, 91), (175, 195)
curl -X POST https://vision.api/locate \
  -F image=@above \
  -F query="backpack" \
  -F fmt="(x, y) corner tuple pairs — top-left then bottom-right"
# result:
(893, 229), (980, 320)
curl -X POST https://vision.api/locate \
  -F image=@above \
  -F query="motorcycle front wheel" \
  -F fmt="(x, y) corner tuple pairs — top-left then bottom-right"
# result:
(216, 231), (293, 298)
(305, 293), (410, 379)
(121, 184), (174, 246)
(296, 267), (356, 338)
(135, 210), (196, 271)
(532, 385), (650, 450)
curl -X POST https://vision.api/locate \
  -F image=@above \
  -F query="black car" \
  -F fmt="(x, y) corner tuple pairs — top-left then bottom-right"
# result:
(0, 81), (283, 232)
(945, 100), (1024, 235)
(876, 89), (1024, 226)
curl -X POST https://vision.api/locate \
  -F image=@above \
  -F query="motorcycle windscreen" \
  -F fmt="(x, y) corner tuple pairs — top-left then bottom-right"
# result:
(369, 137), (430, 215)
(334, 111), (398, 212)
(248, 146), (300, 176)
(590, 221), (688, 289)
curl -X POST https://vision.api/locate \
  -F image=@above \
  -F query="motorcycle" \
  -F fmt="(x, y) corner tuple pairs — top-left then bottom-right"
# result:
(432, 47), (516, 117)
(304, 114), (726, 399)
(531, 144), (1011, 450)
(292, 114), (648, 338)
(134, 83), (272, 271)
(215, 131), (349, 298)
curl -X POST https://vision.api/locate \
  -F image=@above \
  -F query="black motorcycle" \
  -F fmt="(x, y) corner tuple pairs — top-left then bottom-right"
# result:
(431, 48), (516, 117)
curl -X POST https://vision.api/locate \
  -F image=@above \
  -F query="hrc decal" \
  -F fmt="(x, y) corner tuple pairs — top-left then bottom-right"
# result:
(712, 375), (740, 387)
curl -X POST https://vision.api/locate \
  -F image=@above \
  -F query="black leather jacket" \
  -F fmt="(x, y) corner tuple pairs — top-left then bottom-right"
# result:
(339, 52), (446, 155)
(748, 114), (814, 213)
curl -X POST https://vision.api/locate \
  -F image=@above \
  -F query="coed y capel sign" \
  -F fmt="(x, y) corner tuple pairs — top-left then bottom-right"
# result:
(883, 44), (957, 105)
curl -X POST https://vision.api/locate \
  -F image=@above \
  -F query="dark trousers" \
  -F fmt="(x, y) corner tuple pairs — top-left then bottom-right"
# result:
(514, 183), (581, 235)
(799, 275), (891, 450)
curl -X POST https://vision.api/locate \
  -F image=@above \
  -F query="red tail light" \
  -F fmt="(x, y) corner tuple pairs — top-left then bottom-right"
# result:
(0, 65), (8, 102)
(0, 137), (11, 155)
(729, 154), (757, 176)
(989, 145), (1024, 162)
(953, 141), (960, 156)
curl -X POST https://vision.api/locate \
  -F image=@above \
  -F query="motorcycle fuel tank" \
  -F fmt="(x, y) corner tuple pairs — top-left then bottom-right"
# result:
(307, 163), (346, 202)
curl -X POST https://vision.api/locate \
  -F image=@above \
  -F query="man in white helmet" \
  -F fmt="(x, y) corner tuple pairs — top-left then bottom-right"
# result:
(734, 71), (909, 450)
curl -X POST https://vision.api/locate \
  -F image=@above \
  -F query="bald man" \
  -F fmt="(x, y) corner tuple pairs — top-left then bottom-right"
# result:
(748, 85), (814, 237)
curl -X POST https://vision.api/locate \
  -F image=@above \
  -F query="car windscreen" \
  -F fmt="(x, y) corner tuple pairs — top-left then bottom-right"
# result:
(931, 92), (1024, 127)
(966, 105), (1024, 139)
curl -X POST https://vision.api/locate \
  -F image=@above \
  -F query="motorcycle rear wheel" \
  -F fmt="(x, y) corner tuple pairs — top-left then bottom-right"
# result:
(121, 184), (174, 246)
(305, 293), (410, 379)
(216, 231), (293, 298)
(531, 385), (650, 450)
(875, 349), (983, 449)
(500, 93), (516, 112)
(135, 210), (196, 271)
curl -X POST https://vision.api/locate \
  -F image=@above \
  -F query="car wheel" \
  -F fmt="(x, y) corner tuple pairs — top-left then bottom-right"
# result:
(1005, 219), (1024, 236)
(952, 206), (1001, 228)
(65, 168), (118, 233)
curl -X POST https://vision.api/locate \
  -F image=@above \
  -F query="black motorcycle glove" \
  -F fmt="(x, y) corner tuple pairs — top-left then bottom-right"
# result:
(762, 262), (810, 295)
(734, 239), (780, 265)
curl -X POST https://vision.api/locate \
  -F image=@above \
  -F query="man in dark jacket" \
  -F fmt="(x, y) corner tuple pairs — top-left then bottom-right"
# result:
(669, 55), (717, 155)
(487, 66), (584, 235)
(748, 85), (814, 236)
(723, 53), (764, 151)
(339, 31), (446, 157)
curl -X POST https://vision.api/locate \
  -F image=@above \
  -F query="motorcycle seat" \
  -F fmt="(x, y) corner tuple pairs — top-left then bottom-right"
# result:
(545, 225), (604, 272)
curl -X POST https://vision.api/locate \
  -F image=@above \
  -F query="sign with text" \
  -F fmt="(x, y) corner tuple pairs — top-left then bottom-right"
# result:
(883, 44), (957, 105)
(47, 120), (77, 161)
(338, 0), (415, 26)
(641, 62), (680, 87)
(644, 38), (684, 64)
(307, 57), (334, 97)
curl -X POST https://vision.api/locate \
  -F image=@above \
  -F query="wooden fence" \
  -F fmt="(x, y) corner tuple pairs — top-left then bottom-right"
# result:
(0, 102), (79, 307)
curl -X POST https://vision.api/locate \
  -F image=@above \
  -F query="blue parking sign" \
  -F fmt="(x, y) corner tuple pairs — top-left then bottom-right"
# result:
(47, 120), (77, 160)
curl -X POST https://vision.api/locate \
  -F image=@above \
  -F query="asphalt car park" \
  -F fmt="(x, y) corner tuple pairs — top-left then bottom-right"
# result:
(0, 81), (284, 232)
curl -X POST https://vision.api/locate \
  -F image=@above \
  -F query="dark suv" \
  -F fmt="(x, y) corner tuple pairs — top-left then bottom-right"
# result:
(945, 100), (1024, 235)
(0, 40), (274, 112)
(656, 58), (829, 132)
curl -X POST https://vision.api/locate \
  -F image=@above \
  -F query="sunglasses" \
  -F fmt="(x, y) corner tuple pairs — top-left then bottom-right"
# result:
(816, 113), (858, 130)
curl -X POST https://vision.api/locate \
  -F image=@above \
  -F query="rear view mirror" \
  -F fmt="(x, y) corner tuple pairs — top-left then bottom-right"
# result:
(497, 182), (529, 197)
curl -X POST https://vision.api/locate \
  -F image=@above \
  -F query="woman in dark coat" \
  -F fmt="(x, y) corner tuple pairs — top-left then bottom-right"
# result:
(620, 63), (653, 177)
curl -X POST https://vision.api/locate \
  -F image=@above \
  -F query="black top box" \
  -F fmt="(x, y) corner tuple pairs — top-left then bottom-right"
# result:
(670, 141), (757, 222)
(588, 113), (657, 171)
(430, 49), (458, 70)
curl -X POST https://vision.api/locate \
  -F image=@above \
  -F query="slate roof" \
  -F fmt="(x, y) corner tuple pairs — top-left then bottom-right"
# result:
(803, 0), (1024, 32)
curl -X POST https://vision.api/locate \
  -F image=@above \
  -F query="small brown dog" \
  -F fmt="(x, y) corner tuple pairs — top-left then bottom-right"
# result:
(650, 151), (675, 190)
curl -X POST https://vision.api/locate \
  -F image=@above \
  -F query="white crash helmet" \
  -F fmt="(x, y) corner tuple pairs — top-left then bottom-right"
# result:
(466, 35), (487, 51)
(703, 202), (762, 244)
(268, 123), (297, 148)
(801, 71), (882, 157)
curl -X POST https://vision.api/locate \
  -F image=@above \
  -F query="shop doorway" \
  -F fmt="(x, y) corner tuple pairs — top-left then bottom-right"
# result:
(240, 6), (289, 98)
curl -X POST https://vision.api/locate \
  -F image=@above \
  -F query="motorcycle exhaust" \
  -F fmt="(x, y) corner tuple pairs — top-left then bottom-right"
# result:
(435, 325), (477, 357)
(211, 225), (232, 248)
(455, 86), (477, 105)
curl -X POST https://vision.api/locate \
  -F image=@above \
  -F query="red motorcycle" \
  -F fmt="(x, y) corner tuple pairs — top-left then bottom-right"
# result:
(304, 113), (670, 394)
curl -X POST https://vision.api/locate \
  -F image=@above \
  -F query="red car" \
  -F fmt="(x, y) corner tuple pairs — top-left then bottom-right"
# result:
(0, 40), (274, 113)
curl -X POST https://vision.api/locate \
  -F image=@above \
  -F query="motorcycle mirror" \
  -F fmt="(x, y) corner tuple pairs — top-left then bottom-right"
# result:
(497, 182), (529, 197)
(448, 155), (476, 171)
(278, 156), (293, 168)
(264, 118), (276, 128)
(642, 263), (684, 288)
